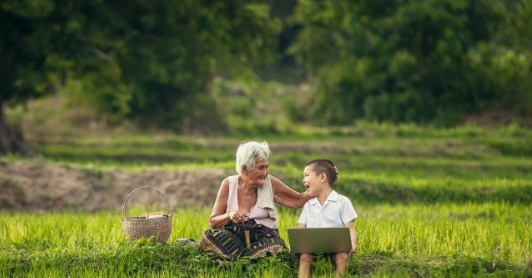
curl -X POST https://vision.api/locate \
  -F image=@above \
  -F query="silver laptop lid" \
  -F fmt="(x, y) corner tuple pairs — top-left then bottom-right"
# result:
(287, 227), (351, 254)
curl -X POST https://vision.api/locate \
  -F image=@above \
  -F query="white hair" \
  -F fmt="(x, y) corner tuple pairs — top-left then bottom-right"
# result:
(235, 141), (271, 174)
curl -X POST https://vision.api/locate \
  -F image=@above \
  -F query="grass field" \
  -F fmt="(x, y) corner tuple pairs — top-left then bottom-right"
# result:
(1, 123), (531, 277)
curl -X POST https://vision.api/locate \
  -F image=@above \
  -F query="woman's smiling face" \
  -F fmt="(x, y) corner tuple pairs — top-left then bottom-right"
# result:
(246, 159), (269, 187)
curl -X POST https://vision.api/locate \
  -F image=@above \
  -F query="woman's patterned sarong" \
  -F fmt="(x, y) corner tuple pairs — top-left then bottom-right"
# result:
(199, 219), (287, 261)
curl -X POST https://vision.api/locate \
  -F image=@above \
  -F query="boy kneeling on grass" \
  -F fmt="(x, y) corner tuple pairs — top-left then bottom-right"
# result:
(297, 159), (358, 278)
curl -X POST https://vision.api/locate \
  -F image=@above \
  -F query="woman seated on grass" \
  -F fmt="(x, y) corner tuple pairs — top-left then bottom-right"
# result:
(297, 159), (358, 278)
(201, 141), (313, 260)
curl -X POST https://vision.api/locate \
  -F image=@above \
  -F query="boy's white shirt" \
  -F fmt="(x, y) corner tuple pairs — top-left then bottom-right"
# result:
(297, 190), (358, 228)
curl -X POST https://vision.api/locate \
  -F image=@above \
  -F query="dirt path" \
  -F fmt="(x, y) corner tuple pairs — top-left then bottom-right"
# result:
(0, 161), (225, 213)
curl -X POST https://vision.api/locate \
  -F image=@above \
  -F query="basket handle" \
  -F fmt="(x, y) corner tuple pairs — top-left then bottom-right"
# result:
(122, 186), (171, 218)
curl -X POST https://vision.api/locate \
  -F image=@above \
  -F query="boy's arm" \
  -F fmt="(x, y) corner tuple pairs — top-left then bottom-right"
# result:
(345, 220), (357, 253)
(297, 223), (306, 228)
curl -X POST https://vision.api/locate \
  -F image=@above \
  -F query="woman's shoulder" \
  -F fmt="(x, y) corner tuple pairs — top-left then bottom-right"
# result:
(227, 175), (239, 184)
(220, 175), (240, 192)
(218, 176), (234, 188)
(268, 175), (283, 187)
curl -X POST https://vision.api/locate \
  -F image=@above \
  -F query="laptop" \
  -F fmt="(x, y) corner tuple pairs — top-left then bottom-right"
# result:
(287, 227), (351, 254)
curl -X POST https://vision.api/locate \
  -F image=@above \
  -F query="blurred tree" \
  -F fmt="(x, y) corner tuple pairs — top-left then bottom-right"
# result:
(290, 0), (531, 126)
(270, 0), (299, 64)
(496, 0), (532, 115)
(81, 1), (280, 132)
(0, 0), (280, 155)
(0, 0), (57, 155)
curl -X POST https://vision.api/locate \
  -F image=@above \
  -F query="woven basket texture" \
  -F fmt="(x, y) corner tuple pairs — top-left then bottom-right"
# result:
(122, 215), (172, 244)
(121, 186), (172, 244)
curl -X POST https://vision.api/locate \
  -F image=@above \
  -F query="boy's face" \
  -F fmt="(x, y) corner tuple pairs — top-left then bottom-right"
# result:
(303, 164), (324, 195)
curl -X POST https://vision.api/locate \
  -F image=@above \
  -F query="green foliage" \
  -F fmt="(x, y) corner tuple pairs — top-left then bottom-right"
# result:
(3, 0), (530, 148)
(290, 0), (532, 126)
(1, 0), (281, 133)
(209, 77), (299, 135)
(1, 0), (57, 105)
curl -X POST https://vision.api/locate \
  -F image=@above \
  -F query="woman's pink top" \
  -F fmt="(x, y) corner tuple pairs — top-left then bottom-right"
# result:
(226, 175), (277, 229)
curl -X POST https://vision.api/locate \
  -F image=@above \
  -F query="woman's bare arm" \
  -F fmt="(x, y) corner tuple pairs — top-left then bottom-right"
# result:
(270, 175), (313, 208)
(209, 178), (232, 228)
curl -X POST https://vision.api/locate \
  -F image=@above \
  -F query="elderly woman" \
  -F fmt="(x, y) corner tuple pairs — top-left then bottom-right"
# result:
(200, 141), (312, 261)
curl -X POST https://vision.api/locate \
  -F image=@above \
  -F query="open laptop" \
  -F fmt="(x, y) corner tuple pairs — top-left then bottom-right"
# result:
(287, 227), (351, 254)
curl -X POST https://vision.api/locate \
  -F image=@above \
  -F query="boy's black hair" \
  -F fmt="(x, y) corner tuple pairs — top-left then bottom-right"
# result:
(305, 159), (337, 186)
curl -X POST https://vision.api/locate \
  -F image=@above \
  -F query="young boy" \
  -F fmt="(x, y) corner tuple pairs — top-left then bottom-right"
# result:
(297, 159), (358, 278)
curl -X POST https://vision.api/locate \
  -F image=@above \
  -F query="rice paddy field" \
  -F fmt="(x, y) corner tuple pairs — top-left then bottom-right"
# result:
(1, 123), (531, 277)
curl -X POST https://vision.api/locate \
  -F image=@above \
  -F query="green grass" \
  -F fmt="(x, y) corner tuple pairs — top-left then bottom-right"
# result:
(2, 123), (532, 277)
(1, 205), (530, 277)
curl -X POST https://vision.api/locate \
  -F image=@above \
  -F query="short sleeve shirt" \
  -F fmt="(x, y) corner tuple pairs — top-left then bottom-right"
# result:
(297, 190), (357, 228)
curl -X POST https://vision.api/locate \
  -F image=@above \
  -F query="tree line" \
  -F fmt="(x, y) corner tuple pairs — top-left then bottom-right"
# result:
(290, 0), (531, 126)
(1, 0), (531, 154)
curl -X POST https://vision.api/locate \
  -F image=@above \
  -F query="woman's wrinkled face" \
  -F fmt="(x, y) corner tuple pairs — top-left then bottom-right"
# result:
(246, 159), (269, 187)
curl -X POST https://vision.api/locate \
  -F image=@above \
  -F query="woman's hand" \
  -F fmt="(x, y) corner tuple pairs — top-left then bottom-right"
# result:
(301, 190), (316, 198)
(228, 210), (246, 223)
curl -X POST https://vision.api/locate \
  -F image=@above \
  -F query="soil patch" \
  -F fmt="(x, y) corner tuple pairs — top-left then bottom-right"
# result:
(0, 161), (226, 213)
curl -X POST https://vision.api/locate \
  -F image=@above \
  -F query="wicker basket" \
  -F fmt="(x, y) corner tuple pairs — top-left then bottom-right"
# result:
(122, 186), (172, 244)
